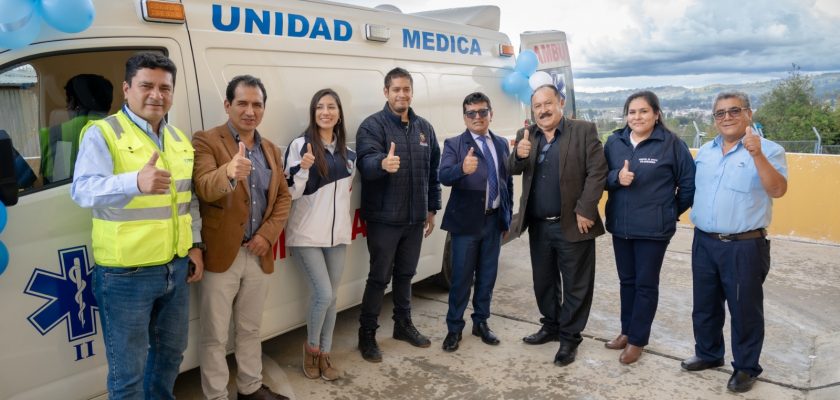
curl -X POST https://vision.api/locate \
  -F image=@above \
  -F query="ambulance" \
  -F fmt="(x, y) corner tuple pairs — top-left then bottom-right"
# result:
(0, 1), (573, 398)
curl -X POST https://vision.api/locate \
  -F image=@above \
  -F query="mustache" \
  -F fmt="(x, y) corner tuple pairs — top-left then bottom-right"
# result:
(538, 111), (553, 119)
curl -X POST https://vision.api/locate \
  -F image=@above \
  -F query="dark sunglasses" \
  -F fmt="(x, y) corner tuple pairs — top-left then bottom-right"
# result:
(464, 108), (491, 119)
(713, 107), (748, 121)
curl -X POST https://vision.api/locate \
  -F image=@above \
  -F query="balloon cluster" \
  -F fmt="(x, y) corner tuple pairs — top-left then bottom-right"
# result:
(501, 50), (553, 106)
(0, 203), (7, 276)
(0, 0), (95, 50)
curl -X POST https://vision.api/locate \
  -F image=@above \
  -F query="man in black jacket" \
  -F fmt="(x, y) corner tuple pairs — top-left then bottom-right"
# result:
(355, 67), (442, 362)
(508, 84), (608, 367)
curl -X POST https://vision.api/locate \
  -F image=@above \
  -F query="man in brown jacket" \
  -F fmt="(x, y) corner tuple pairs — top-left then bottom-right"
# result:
(507, 84), (607, 367)
(192, 75), (291, 400)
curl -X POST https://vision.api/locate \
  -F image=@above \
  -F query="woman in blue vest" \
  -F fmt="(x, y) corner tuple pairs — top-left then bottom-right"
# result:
(603, 91), (696, 364)
(284, 88), (356, 381)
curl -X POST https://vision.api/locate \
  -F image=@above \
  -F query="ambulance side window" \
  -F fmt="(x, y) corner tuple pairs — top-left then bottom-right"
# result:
(0, 49), (152, 196)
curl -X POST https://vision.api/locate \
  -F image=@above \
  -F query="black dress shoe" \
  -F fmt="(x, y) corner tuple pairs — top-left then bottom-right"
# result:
(522, 328), (558, 345)
(442, 332), (462, 352)
(680, 355), (724, 371)
(727, 370), (758, 393)
(553, 342), (578, 366)
(472, 322), (500, 345)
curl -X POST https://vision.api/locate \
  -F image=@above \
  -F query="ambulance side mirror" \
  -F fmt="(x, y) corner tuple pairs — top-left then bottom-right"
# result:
(0, 130), (20, 206)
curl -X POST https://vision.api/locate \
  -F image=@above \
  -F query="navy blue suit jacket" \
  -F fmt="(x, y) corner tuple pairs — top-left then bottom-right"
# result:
(439, 130), (513, 235)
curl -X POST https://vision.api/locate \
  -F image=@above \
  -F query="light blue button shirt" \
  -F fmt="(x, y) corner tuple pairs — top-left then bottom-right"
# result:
(71, 106), (201, 240)
(690, 135), (787, 234)
(470, 131), (500, 209)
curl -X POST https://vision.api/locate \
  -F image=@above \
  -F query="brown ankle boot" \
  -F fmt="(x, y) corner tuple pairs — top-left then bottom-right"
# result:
(605, 334), (628, 350)
(619, 344), (644, 364)
(319, 352), (342, 381)
(303, 344), (320, 379)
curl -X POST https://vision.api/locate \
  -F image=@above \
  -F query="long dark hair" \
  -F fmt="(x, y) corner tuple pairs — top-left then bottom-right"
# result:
(622, 90), (668, 131)
(305, 88), (348, 178)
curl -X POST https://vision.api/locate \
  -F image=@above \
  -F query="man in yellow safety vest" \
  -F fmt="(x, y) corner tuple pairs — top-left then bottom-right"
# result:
(71, 52), (204, 400)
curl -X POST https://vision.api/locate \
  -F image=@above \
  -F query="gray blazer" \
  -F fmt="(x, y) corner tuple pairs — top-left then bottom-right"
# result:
(507, 118), (608, 243)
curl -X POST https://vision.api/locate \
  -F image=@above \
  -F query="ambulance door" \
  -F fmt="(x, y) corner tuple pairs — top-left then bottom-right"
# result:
(520, 30), (577, 118)
(0, 39), (193, 400)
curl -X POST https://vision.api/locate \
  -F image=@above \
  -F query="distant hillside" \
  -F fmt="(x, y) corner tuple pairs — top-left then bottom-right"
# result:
(577, 72), (840, 110)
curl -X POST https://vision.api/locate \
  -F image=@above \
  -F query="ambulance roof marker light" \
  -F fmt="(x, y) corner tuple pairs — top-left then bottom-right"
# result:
(365, 24), (391, 42)
(499, 44), (514, 57)
(142, 0), (186, 24)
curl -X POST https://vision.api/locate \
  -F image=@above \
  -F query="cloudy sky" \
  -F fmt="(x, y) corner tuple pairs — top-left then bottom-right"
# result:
(340, 0), (840, 92)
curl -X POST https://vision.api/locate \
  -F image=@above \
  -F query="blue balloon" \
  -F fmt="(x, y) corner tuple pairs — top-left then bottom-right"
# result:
(517, 85), (533, 106)
(0, 0), (35, 23)
(0, 241), (7, 276)
(39, 0), (95, 34)
(0, 203), (6, 232)
(515, 50), (539, 77)
(501, 71), (529, 97)
(0, 8), (41, 50)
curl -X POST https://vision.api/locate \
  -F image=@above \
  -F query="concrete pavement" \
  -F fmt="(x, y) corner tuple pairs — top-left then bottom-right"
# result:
(174, 226), (840, 399)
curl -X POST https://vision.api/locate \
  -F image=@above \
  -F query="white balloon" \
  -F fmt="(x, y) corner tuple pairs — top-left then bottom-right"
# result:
(528, 71), (554, 90)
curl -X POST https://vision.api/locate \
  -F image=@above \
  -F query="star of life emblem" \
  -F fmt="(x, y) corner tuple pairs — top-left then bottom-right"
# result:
(24, 246), (98, 341)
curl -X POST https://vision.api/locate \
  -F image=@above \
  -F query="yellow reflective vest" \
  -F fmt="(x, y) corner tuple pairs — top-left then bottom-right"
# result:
(85, 111), (194, 267)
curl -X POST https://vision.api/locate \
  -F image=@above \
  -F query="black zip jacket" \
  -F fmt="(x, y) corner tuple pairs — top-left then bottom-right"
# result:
(356, 103), (441, 224)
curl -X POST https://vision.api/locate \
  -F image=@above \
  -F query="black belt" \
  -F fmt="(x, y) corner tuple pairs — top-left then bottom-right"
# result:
(701, 228), (766, 242)
(535, 215), (561, 222)
(485, 208), (498, 216)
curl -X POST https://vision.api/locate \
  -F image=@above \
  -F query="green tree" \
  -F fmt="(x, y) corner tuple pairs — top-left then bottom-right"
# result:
(753, 65), (839, 145)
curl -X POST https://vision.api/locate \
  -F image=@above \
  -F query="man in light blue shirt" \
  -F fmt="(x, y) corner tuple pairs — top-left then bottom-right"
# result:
(71, 53), (204, 400)
(681, 91), (788, 393)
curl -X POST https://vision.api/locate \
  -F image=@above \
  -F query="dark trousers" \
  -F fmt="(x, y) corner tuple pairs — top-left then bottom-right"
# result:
(445, 213), (502, 333)
(612, 236), (669, 347)
(359, 221), (424, 330)
(528, 219), (596, 345)
(691, 228), (770, 377)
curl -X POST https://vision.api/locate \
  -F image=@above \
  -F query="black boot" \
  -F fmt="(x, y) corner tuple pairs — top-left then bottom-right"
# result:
(358, 327), (382, 363)
(393, 318), (431, 348)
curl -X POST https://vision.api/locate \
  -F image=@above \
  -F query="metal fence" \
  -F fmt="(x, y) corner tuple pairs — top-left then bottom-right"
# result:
(676, 136), (840, 155)
(822, 145), (840, 155)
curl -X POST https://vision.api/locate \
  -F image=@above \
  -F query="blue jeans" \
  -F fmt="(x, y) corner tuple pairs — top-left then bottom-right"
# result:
(445, 213), (502, 333)
(93, 257), (190, 400)
(291, 245), (347, 352)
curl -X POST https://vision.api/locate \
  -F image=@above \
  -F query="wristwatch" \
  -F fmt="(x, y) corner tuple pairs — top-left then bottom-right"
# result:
(190, 242), (207, 252)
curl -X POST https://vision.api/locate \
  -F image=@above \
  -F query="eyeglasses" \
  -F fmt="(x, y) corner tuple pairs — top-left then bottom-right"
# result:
(464, 108), (491, 119)
(713, 107), (748, 121)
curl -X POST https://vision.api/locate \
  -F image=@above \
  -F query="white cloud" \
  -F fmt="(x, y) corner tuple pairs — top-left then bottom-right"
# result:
(337, 0), (840, 89)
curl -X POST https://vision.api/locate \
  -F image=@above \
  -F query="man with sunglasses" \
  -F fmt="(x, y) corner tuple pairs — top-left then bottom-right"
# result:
(508, 84), (607, 366)
(438, 92), (514, 352)
(682, 91), (787, 393)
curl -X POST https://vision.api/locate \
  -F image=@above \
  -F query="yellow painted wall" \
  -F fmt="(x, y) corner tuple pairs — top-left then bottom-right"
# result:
(598, 153), (840, 244)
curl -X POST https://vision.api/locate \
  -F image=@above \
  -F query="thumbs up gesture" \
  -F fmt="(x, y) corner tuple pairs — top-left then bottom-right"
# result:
(226, 142), (253, 181)
(618, 159), (635, 186)
(137, 152), (172, 194)
(516, 127), (531, 159)
(381, 142), (400, 173)
(463, 147), (478, 175)
(742, 125), (762, 157)
(300, 143), (316, 170)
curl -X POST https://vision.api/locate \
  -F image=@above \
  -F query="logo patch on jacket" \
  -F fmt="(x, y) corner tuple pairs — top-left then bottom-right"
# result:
(419, 132), (428, 146)
(639, 157), (658, 164)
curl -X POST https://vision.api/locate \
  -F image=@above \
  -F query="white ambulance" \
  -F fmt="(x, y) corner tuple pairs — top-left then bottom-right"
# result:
(0, 1), (570, 398)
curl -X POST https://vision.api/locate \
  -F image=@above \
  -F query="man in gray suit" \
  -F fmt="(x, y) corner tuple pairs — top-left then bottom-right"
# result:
(508, 84), (607, 366)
